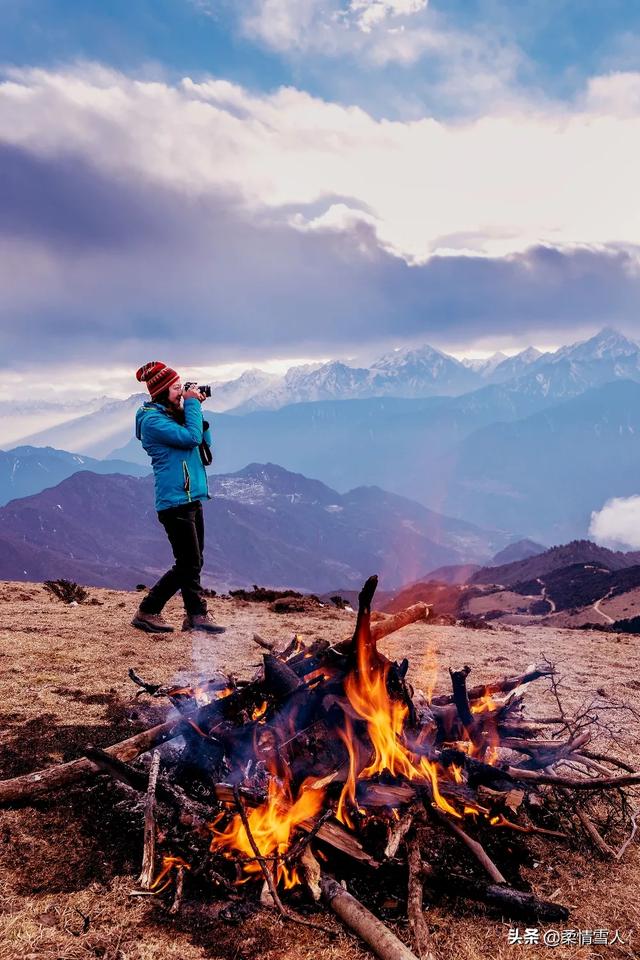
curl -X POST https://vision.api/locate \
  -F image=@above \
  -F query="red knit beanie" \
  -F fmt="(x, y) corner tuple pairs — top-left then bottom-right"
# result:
(136, 361), (180, 399)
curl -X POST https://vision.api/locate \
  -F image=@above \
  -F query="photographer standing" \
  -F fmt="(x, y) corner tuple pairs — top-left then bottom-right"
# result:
(131, 361), (225, 635)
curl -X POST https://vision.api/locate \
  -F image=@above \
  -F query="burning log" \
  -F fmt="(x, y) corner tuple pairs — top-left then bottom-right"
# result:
(232, 784), (287, 917)
(169, 864), (185, 915)
(384, 804), (421, 859)
(299, 845), (322, 901)
(430, 665), (554, 707)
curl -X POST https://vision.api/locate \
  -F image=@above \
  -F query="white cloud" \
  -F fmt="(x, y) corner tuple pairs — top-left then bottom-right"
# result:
(2, 66), (640, 262)
(242, 0), (463, 68)
(349, 0), (428, 34)
(3, 65), (640, 377)
(589, 496), (640, 549)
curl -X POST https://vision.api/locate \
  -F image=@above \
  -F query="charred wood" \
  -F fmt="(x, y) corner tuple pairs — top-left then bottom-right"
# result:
(421, 867), (570, 922)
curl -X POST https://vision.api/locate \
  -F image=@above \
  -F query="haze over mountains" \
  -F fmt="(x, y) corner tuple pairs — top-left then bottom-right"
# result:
(0, 446), (149, 506)
(0, 463), (510, 593)
(4, 327), (640, 547)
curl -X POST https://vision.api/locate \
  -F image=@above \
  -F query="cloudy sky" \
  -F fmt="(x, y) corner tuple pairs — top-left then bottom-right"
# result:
(2, 0), (640, 396)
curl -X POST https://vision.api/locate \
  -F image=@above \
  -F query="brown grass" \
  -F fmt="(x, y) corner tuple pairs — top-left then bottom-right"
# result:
(0, 581), (639, 959)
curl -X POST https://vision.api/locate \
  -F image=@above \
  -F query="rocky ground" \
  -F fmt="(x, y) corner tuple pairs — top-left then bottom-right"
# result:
(0, 581), (639, 960)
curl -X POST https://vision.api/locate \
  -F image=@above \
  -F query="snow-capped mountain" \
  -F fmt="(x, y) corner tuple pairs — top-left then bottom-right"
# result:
(208, 369), (279, 412)
(461, 351), (508, 376)
(236, 347), (479, 412)
(369, 344), (479, 396)
(489, 347), (544, 383)
(8, 327), (640, 459)
(553, 327), (639, 365)
(234, 361), (372, 412)
(502, 328), (640, 404)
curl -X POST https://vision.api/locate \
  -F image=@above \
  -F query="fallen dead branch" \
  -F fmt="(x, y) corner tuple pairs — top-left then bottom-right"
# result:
(139, 750), (161, 888)
(321, 873), (420, 960)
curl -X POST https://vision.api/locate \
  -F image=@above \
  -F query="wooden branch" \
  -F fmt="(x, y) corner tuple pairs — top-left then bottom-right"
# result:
(581, 750), (637, 774)
(435, 812), (506, 884)
(506, 767), (640, 790)
(573, 805), (615, 859)
(0, 680), (267, 807)
(300, 817), (380, 866)
(0, 715), (186, 806)
(431, 665), (553, 707)
(407, 836), (437, 960)
(299, 845), (322, 902)
(252, 632), (274, 650)
(421, 867), (570, 922)
(169, 864), (185, 915)
(448, 666), (474, 730)
(506, 731), (591, 769)
(335, 602), (429, 654)
(285, 809), (333, 865)
(384, 805), (420, 859)
(613, 809), (638, 861)
(139, 750), (161, 889)
(84, 745), (150, 792)
(232, 785), (286, 915)
(370, 603), (429, 644)
(321, 873), (420, 960)
(83, 746), (221, 838)
(263, 654), (303, 697)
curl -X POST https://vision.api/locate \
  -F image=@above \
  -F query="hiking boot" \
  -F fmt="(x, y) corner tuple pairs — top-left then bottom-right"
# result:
(131, 608), (174, 634)
(182, 612), (226, 634)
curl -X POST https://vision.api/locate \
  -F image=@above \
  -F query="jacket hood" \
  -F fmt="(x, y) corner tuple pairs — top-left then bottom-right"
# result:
(135, 401), (159, 441)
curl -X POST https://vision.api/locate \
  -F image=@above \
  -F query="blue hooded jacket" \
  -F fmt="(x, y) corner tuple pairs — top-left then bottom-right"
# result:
(135, 397), (212, 512)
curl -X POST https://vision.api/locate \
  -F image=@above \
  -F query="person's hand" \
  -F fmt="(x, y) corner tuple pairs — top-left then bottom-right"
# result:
(183, 387), (205, 402)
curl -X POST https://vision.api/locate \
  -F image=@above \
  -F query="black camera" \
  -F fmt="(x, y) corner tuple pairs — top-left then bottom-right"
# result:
(184, 381), (211, 398)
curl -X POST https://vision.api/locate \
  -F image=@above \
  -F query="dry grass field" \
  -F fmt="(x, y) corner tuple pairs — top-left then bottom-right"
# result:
(1, 581), (639, 960)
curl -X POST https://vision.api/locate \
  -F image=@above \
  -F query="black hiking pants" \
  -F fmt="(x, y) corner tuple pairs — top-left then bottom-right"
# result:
(140, 501), (208, 616)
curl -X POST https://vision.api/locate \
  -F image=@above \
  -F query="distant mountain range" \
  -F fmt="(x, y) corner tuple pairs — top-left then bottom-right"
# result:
(0, 445), (149, 506)
(470, 538), (640, 587)
(383, 538), (640, 628)
(5, 327), (640, 545)
(0, 463), (510, 592)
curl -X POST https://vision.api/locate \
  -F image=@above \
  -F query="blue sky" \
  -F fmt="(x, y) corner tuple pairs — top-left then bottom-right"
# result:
(1, 0), (640, 394)
(2, 1), (638, 113)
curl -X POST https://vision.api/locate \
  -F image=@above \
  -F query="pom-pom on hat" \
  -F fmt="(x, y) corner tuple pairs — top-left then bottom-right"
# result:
(136, 361), (180, 399)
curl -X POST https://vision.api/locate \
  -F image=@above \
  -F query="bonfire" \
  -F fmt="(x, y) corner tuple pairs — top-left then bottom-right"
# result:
(2, 576), (639, 960)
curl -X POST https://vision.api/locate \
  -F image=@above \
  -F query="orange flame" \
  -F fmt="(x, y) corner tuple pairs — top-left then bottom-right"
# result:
(210, 775), (325, 887)
(338, 620), (460, 819)
(470, 692), (497, 715)
(251, 700), (268, 721)
(151, 855), (191, 892)
(168, 683), (234, 707)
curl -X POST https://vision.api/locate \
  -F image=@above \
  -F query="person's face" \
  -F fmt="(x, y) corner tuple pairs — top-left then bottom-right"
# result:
(167, 380), (183, 409)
